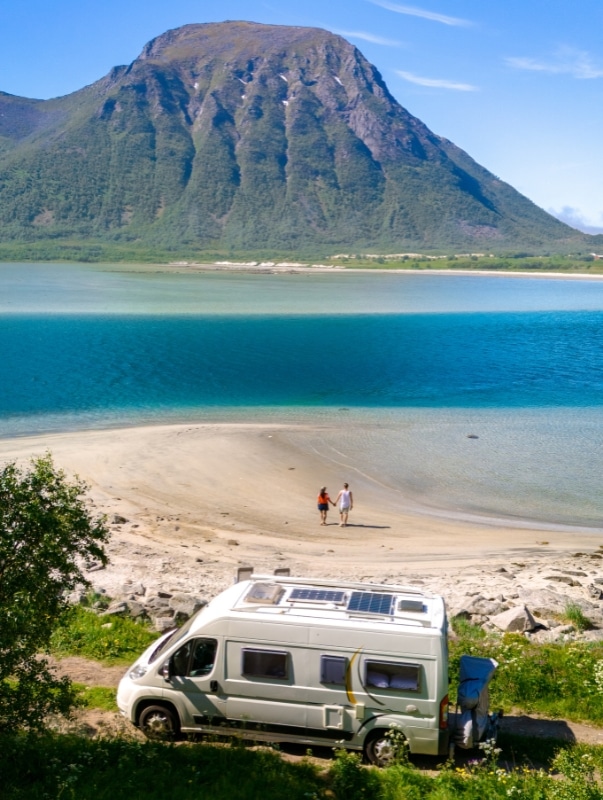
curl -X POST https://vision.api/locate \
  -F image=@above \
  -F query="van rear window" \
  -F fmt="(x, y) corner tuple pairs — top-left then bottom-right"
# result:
(365, 661), (421, 692)
(242, 648), (289, 680)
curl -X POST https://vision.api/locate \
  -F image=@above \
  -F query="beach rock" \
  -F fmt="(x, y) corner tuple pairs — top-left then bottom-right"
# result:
(101, 601), (129, 617)
(545, 575), (580, 586)
(168, 593), (207, 620)
(528, 627), (569, 643)
(490, 605), (540, 633)
(154, 618), (177, 633)
(579, 629), (603, 642)
(464, 597), (508, 617)
(587, 584), (603, 600)
(520, 588), (576, 616)
(121, 582), (145, 597)
(125, 601), (148, 620)
(112, 514), (128, 525)
(449, 609), (471, 623)
(144, 596), (172, 613)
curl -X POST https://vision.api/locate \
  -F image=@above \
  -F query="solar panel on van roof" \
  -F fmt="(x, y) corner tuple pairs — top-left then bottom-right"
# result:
(289, 588), (346, 603)
(347, 591), (395, 615)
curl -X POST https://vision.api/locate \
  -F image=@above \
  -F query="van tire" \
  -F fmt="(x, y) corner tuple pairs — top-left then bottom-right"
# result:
(139, 705), (179, 740)
(364, 730), (398, 767)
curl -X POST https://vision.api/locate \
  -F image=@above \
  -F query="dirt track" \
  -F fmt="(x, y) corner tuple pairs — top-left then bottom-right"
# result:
(49, 656), (603, 749)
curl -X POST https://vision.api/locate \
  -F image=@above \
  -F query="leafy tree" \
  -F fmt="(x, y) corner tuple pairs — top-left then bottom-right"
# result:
(0, 454), (109, 732)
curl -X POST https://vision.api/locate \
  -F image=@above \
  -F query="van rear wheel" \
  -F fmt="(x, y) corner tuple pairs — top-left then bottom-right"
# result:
(364, 730), (398, 767)
(139, 705), (179, 740)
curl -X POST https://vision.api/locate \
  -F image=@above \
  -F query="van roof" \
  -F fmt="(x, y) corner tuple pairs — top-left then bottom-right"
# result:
(193, 574), (446, 634)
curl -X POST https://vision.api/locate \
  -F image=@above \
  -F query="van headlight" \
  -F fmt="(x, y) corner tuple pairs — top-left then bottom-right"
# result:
(129, 664), (148, 680)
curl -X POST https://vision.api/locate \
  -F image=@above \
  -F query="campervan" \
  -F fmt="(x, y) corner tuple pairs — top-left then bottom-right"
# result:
(117, 573), (451, 765)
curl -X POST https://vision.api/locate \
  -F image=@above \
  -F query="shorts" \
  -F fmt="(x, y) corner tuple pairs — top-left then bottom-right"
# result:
(317, 503), (329, 511)
(339, 505), (350, 513)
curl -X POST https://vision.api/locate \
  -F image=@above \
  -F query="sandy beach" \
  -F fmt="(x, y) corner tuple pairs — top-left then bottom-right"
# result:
(2, 422), (602, 601)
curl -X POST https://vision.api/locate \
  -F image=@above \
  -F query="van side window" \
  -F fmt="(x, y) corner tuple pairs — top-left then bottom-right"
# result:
(320, 655), (347, 685)
(171, 640), (193, 676)
(242, 648), (289, 680)
(190, 639), (217, 677)
(171, 638), (217, 677)
(365, 661), (421, 692)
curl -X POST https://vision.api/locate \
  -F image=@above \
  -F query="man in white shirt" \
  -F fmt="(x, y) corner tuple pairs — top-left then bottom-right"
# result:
(335, 482), (353, 527)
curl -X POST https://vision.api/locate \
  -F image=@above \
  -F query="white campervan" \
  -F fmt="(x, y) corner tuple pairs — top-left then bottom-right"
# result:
(117, 573), (450, 765)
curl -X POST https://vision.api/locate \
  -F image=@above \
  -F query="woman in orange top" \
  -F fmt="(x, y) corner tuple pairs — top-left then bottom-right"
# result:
(317, 486), (335, 525)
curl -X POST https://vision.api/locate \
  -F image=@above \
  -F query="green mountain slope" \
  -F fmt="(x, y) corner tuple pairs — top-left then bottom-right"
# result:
(0, 21), (595, 255)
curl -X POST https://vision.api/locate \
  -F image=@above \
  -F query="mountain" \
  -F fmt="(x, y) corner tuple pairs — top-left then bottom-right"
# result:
(0, 21), (595, 255)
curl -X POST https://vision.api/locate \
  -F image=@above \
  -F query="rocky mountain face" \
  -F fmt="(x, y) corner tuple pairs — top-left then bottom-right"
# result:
(0, 21), (588, 253)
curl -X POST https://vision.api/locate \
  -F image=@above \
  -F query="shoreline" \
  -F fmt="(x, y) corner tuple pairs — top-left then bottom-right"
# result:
(133, 261), (603, 280)
(2, 422), (601, 596)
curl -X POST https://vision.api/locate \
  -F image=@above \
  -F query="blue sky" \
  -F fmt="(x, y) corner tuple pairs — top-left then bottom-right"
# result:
(2, 1), (602, 233)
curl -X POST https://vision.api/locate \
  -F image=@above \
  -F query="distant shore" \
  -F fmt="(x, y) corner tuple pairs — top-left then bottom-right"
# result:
(144, 260), (603, 279)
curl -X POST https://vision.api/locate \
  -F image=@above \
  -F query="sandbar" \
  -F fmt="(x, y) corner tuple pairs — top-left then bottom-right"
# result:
(1, 423), (600, 596)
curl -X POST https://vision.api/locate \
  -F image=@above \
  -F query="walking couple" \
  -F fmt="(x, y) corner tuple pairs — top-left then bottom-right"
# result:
(317, 482), (353, 526)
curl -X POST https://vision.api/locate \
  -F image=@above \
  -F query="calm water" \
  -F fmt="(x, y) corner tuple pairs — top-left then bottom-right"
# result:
(2, 262), (603, 529)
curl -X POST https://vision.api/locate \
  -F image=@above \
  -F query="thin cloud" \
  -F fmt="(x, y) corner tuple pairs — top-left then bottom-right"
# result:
(370, 1), (473, 28)
(396, 70), (478, 91)
(550, 206), (603, 235)
(506, 47), (603, 79)
(336, 30), (401, 46)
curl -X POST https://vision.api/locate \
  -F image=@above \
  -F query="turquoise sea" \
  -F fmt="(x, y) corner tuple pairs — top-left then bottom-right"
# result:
(2, 262), (603, 530)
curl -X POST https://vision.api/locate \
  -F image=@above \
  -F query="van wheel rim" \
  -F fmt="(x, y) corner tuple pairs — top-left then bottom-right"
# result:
(143, 711), (172, 737)
(371, 737), (395, 766)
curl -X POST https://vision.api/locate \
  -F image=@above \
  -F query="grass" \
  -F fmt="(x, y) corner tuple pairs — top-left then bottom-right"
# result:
(37, 605), (603, 798)
(449, 631), (603, 725)
(50, 605), (157, 665)
(73, 685), (119, 712)
(563, 602), (593, 633)
(3, 732), (603, 800)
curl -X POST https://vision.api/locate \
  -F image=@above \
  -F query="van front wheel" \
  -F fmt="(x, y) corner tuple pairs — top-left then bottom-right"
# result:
(139, 705), (179, 740)
(364, 730), (397, 767)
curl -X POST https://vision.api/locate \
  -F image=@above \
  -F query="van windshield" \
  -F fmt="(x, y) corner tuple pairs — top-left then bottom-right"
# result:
(148, 607), (206, 664)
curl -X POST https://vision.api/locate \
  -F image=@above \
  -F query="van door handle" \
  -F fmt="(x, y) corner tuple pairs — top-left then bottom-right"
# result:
(210, 680), (219, 692)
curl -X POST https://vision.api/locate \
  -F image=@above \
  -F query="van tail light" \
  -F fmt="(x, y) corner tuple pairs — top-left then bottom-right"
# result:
(439, 695), (449, 729)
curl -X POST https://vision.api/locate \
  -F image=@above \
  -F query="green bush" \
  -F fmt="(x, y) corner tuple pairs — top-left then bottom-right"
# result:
(0, 454), (109, 732)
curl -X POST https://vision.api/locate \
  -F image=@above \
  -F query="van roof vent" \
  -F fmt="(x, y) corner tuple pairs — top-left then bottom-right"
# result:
(289, 588), (346, 604)
(398, 599), (426, 613)
(347, 591), (395, 616)
(244, 582), (284, 605)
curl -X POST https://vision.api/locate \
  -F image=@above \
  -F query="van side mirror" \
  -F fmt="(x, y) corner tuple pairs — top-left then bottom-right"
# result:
(161, 659), (172, 682)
